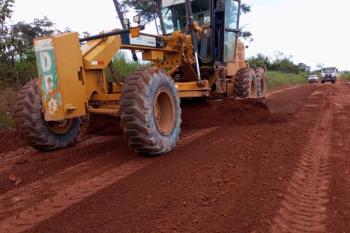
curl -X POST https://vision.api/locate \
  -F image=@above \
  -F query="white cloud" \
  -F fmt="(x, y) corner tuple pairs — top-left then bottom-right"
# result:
(12, 0), (122, 34)
(242, 0), (350, 70)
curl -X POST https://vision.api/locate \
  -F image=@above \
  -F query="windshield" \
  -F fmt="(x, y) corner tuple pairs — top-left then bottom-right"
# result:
(161, 0), (211, 34)
(322, 68), (337, 73)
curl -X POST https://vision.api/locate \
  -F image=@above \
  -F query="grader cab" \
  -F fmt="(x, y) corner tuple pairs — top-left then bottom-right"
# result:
(14, 0), (268, 155)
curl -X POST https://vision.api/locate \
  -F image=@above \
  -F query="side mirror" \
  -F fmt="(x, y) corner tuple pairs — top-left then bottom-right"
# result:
(123, 18), (130, 27)
(133, 15), (141, 25)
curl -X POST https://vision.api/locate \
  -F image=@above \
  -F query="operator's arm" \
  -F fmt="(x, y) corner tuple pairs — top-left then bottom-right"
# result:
(192, 22), (204, 33)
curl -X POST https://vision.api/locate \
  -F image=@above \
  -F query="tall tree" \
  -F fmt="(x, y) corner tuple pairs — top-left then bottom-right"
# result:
(240, 3), (251, 14)
(0, 0), (15, 62)
(112, 0), (138, 61)
(8, 17), (57, 62)
(248, 53), (271, 69)
(239, 3), (253, 44)
(122, 0), (165, 35)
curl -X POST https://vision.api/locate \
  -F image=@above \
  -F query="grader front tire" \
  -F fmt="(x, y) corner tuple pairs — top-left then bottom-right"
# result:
(234, 68), (258, 98)
(14, 80), (80, 151)
(120, 68), (181, 155)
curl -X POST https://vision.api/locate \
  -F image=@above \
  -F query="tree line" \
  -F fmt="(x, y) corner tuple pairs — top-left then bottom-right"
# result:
(0, 0), (68, 88)
(248, 53), (312, 74)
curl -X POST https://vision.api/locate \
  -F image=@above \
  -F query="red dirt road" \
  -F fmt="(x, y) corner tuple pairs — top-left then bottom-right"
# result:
(0, 82), (350, 233)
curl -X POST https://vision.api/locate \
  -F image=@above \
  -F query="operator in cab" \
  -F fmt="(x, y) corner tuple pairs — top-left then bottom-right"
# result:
(194, 13), (211, 62)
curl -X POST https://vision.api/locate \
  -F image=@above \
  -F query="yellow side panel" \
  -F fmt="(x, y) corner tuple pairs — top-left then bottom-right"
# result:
(226, 62), (239, 76)
(34, 32), (86, 121)
(83, 36), (121, 70)
(226, 40), (246, 76)
(142, 50), (164, 61)
(176, 81), (211, 98)
(84, 70), (107, 99)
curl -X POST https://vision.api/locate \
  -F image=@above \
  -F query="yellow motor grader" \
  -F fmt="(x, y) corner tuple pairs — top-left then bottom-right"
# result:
(14, 0), (268, 155)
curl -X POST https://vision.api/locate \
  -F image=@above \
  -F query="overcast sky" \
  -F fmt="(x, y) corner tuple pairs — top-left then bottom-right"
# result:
(11, 0), (350, 70)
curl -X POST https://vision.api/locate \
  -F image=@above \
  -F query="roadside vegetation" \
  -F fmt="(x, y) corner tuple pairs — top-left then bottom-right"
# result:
(267, 71), (308, 89)
(107, 52), (145, 81)
(0, 89), (16, 129)
(248, 53), (311, 74)
(0, 112), (13, 129)
(340, 71), (350, 80)
(247, 53), (311, 89)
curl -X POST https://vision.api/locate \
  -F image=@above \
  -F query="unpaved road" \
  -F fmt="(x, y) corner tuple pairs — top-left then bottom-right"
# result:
(0, 82), (349, 233)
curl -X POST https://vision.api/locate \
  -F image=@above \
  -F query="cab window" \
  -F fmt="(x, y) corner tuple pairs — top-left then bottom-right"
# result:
(223, 0), (239, 63)
(161, 0), (213, 63)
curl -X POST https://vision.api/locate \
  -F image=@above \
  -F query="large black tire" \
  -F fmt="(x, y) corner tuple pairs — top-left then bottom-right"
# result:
(255, 67), (268, 98)
(14, 80), (80, 151)
(234, 67), (258, 98)
(120, 68), (181, 155)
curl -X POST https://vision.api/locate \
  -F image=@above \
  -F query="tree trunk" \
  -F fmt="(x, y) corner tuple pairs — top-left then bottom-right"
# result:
(153, 13), (160, 35)
(156, 0), (166, 35)
(112, 0), (138, 61)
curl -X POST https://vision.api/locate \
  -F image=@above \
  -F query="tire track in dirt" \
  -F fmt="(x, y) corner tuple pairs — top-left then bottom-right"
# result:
(0, 147), (34, 173)
(0, 127), (217, 233)
(268, 85), (303, 98)
(0, 135), (115, 175)
(177, 127), (218, 146)
(271, 89), (333, 233)
(0, 157), (119, 219)
(326, 83), (350, 232)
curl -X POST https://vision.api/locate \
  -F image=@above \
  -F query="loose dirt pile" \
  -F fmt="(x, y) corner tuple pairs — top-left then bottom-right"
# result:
(181, 98), (289, 130)
(2, 84), (316, 154)
(83, 98), (290, 137)
(1, 96), (292, 152)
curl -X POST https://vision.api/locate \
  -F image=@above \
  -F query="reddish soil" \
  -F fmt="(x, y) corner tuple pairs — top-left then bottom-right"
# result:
(181, 98), (289, 130)
(0, 83), (349, 233)
(0, 130), (25, 153)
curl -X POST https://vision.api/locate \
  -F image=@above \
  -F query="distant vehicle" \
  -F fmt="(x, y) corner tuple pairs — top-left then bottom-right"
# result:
(321, 67), (338, 83)
(308, 75), (319, 83)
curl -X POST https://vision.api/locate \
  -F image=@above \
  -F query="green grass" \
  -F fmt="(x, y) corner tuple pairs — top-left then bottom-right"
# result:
(0, 88), (16, 130)
(0, 112), (14, 129)
(340, 72), (350, 81)
(106, 52), (148, 82)
(267, 71), (308, 89)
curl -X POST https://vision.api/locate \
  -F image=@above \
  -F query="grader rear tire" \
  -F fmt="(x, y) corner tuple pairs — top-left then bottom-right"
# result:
(255, 67), (268, 98)
(120, 68), (181, 155)
(14, 80), (80, 151)
(234, 67), (258, 98)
